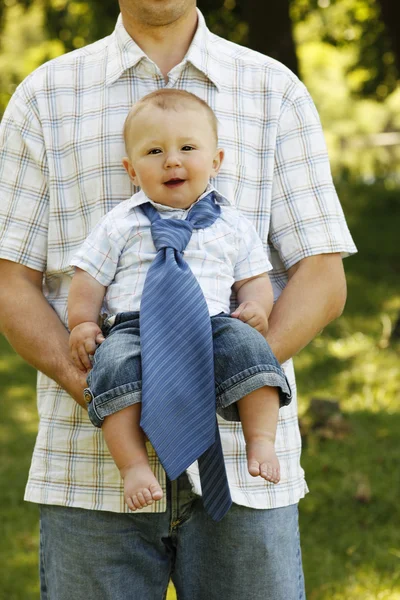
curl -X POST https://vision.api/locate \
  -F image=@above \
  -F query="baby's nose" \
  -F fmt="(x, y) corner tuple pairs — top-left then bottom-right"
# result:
(164, 152), (182, 167)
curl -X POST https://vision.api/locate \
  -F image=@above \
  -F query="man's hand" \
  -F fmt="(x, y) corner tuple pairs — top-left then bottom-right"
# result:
(69, 322), (105, 372)
(63, 368), (92, 409)
(231, 301), (269, 336)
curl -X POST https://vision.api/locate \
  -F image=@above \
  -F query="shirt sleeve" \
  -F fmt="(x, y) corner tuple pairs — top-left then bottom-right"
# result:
(234, 214), (272, 282)
(70, 211), (121, 287)
(269, 83), (357, 270)
(0, 88), (49, 271)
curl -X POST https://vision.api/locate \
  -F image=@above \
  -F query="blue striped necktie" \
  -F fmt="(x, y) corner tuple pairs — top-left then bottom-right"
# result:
(139, 191), (232, 521)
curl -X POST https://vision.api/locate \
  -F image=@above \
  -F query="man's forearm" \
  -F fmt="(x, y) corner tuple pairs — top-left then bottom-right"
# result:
(266, 253), (347, 364)
(0, 261), (87, 407)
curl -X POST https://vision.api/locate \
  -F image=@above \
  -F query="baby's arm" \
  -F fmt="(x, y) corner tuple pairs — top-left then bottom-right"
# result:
(231, 273), (273, 336)
(68, 268), (106, 372)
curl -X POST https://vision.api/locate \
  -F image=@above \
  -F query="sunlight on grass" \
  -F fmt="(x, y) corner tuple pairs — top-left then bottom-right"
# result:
(327, 332), (371, 359)
(312, 569), (400, 600)
(0, 355), (25, 371)
(6, 545), (38, 570)
(1, 384), (38, 438)
(6, 384), (36, 400)
(296, 328), (400, 415)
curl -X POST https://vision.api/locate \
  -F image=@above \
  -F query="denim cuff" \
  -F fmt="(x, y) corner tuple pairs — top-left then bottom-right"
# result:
(86, 383), (142, 428)
(216, 367), (292, 422)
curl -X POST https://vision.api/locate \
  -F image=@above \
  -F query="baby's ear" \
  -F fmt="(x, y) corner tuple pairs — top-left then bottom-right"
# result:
(122, 157), (138, 184)
(211, 148), (225, 177)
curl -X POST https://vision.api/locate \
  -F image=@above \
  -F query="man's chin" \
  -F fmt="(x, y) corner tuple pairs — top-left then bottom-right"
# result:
(120, 0), (196, 29)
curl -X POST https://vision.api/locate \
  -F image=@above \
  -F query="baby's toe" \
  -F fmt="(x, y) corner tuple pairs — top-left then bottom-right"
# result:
(126, 496), (137, 511)
(142, 488), (154, 505)
(136, 491), (148, 507)
(248, 460), (261, 477)
(261, 463), (280, 484)
(271, 466), (280, 484)
(260, 463), (275, 482)
(260, 464), (271, 478)
(149, 483), (163, 501)
(132, 495), (144, 510)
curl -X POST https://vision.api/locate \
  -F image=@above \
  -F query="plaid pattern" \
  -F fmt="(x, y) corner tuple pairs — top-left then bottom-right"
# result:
(0, 10), (357, 512)
(71, 186), (272, 317)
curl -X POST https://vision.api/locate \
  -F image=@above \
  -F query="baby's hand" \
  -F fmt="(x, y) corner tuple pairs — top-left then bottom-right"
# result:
(69, 322), (105, 372)
(231, 301), (269, 336)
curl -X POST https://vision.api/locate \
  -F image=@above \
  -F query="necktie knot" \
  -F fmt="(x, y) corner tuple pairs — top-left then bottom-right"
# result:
(140, 191), (222, 253)
(150, 218), (193, 253)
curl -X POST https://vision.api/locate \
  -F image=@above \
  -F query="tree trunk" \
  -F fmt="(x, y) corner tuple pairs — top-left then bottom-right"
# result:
(376, 0), (400, 73)
(240, 0), (299, 76)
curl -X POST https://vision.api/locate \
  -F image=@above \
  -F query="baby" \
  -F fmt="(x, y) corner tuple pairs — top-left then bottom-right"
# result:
(68, 89), (291, 513)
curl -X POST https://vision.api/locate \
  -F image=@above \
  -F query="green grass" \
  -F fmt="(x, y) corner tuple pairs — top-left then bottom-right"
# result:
(1, 182), (399, 599)
(0, 339), (40, 600)
(297, 182), (400, 599)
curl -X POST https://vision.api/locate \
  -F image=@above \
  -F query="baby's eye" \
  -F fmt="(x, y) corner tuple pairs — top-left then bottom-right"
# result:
(181, 145), (195, 151)
(147, 148), (162, 155)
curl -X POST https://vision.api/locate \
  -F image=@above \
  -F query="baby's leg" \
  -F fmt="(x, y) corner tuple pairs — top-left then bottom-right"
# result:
(102, 405), (163, 510)
(237, 387), (280, 483)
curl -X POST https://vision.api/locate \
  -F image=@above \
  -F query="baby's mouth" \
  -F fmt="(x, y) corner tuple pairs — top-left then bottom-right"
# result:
(164, 178), (186, 188)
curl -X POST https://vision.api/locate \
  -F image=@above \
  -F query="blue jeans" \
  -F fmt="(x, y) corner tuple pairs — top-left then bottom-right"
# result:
(86, 312), (292, 428)
(39, 473), (306, 600)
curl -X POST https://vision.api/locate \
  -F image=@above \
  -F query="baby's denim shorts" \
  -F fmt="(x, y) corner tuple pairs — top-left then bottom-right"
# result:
(85, 311), (292, 428)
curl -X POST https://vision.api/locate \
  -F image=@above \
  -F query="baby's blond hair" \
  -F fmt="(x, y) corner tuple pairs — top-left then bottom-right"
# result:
(123, 89), (218, 155)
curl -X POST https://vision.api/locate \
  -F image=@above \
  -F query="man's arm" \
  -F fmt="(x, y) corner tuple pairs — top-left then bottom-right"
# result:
(265, 253), (347, 364)
(0, 259), (88, 408)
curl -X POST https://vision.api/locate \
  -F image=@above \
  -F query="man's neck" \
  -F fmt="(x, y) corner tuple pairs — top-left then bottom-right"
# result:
(121, 8), (198, 81)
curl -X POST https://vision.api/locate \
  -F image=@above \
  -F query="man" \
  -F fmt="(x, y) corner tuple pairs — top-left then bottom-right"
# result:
(0, 1), (356, 598)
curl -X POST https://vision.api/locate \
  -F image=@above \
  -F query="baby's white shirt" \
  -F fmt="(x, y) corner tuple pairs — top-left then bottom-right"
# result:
(71, 186), (272, 317)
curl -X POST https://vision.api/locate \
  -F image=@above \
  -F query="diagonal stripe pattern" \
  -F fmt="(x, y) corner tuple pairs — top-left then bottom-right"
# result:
(139, 192), (232, 521)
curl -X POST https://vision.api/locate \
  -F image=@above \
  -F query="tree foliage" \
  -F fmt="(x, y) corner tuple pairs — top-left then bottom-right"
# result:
(292, 0), (398, 99)
(0, 0), (399, 179)
(0, 0), (398, 99)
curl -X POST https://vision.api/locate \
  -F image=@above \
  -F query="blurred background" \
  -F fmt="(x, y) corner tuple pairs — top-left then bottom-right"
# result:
(0, 1), (399, 598)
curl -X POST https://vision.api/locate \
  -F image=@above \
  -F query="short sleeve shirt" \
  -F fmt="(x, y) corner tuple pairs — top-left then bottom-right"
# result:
(0, 10), (357, 512)
(71, 186), (272, 317)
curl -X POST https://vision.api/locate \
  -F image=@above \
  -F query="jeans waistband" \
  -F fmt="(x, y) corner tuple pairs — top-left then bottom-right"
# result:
(102, 311), (140, 334)
(102, 310), (230, 335)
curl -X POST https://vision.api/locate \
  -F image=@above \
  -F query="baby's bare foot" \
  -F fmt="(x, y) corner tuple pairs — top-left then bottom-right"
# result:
(121, 462), (163, 511)
(246, 437), (280, 484)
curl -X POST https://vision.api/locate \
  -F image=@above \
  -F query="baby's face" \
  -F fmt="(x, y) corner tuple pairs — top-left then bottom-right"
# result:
(122, 105), (224, 209)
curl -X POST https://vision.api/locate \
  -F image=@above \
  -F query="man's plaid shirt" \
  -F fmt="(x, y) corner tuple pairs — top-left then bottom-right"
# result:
(0, 10), (356, 512)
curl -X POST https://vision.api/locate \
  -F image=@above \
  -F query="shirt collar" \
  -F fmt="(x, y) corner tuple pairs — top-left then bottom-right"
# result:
(105, 14), (147, 87)
(184, 9), (221, 90)
(105, 10), (220, 90)
(127, 184), (230, 216)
